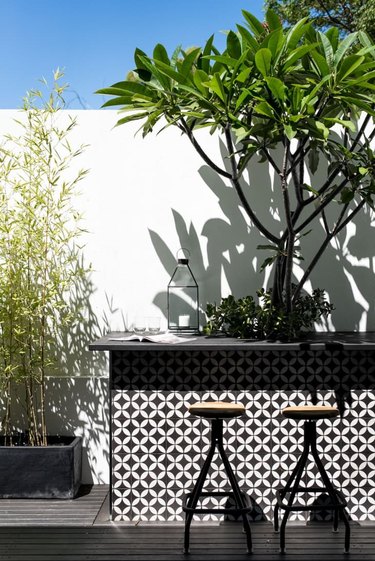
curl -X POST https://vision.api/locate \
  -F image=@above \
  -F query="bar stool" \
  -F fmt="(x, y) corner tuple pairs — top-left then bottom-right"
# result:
(182, 401), (252, 554)
(274, 405), (350, 553)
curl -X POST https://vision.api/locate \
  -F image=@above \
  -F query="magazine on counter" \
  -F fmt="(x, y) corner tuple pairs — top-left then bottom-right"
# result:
(108, 332), (194, 344)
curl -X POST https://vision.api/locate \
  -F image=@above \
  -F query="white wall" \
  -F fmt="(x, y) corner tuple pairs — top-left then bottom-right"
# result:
(1, 109), (375, 482)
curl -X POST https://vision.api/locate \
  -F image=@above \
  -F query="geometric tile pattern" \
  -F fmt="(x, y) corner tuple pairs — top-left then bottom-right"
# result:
(110, 349), (375, 522)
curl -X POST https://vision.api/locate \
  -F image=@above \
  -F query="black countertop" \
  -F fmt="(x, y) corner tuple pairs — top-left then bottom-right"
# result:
(89, 331), (375, 352)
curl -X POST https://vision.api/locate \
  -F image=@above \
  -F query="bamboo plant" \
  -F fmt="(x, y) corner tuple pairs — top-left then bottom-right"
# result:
(0, 71), (88, 445)
(97, 9), (375, 339)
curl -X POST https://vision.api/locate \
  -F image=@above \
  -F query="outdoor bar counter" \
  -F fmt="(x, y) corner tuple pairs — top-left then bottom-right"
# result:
(90, 332), (375, 522)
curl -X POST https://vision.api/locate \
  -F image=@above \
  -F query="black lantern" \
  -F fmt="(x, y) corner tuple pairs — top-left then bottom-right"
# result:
(167, 249), (199, 334)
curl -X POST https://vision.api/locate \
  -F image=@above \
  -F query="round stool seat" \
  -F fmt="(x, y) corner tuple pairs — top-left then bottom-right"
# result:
(188, 401), (245, 419)
(283, 405), (339, 420)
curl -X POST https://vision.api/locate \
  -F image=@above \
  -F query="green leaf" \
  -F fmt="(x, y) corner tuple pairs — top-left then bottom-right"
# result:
(242, 10), (265, 38)
(266, 29), (284, 59)
(227, 30), (242, 59)
(283, 43), (318, 70)
(315, 121), (329, 139)
(318, 31), (334, 71)
(334, 33), (358, 66)
(310, 50), (331, 77)
(265, 77), (285, 101)
(255, 101), (275, 118)
(152, 58), (190, 86)
(308, 145), (320, 174)
(153, 43), (170, 65)
(323, 118), (356, 133)
(235, 66), (253, 83)
(193, 69), (209, 95)
(285, 18), (309, 50)
(341, 187), (354, 204)
(199, 34), (215, 73)
(257, 244), (279, 251)
(284, 124), (296, 140)
(338, 96), (375, 116)
(265, 9), (282, 31)
(337, 55), (365, 81)
(260, 256), (277, 271)
(236, 24), (259, 51)
(134, 48), (152, 81)
(255, 48), (272, 77)
(207, 73), (226, 102)
(303, 184), (319, 196)
(205, 54), (239, 67)
(181, 47), (201, 78)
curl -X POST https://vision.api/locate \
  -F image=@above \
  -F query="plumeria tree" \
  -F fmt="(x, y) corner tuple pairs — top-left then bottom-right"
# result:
(97, 10), (375, 338)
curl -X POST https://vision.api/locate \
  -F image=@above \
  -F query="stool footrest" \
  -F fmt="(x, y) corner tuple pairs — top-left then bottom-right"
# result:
(276, 488), (348, 512)
(183, 491), (252, 515)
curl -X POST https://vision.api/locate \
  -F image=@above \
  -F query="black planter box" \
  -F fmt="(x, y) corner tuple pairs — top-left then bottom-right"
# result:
(0, 436), (82, 499)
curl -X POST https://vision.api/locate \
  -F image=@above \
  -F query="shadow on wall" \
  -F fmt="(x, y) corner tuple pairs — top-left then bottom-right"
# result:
(45, 377), (109, 484)
(47, 258), (110, 483)
(149, 139), (375, 332)
(55, 257), (108, 378)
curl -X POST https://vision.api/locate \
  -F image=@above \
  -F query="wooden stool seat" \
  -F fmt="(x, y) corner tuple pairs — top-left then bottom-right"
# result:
(283, 405), (339, 420)
(188, 401), (245, 419)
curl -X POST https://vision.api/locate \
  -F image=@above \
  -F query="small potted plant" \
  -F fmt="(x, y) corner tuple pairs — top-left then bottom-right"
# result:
(0, 71), (89, 498)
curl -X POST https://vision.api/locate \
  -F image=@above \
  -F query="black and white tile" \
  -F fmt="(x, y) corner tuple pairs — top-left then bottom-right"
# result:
(110, 349), (375, 522)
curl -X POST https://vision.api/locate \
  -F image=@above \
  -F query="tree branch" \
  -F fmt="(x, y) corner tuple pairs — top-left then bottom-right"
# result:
(224, 126), (280, 244)
(178, 119), (232, 179)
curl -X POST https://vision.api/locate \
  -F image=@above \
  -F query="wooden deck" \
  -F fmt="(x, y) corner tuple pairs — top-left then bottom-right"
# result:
(0, 486), (374, 560)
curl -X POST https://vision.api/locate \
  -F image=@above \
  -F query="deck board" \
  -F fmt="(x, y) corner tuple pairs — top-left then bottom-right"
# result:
(0, 485), (108, 526)
(0, 486), (374, 560)
(0, 524), (374, 560)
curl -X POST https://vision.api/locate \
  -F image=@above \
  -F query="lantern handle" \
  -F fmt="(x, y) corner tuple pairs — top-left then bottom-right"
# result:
(176, 248), (191, 260)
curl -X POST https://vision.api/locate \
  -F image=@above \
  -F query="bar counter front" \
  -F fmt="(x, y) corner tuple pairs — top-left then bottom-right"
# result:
(89, 332), (375, 523)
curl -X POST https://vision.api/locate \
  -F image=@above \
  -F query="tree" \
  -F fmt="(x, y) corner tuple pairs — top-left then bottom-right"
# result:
(265, 0), (375, 39)
(97, 10), (375, 338)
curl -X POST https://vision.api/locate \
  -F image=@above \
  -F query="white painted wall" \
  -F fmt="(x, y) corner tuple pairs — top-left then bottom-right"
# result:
(1, 109), (375, 482)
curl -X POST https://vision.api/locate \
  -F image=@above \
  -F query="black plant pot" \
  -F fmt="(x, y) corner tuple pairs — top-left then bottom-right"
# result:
(0, 436), (82, 499)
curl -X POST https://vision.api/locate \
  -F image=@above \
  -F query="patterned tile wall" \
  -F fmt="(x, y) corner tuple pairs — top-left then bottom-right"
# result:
(110, 349), (375, 522)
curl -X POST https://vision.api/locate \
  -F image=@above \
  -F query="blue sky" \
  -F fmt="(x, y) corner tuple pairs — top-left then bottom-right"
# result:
(1, 0), (265, 109)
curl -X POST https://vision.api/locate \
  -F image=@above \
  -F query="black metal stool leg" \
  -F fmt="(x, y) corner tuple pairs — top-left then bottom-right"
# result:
(184, 428), (217, 553)
(217, 433), (252, 553)
(279, 445), (309, 553)
(309, 424), (350, 551)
